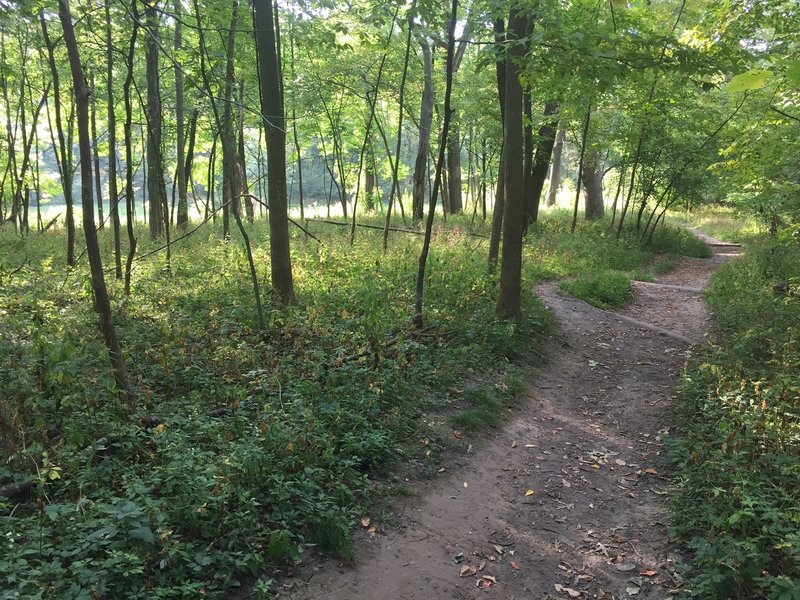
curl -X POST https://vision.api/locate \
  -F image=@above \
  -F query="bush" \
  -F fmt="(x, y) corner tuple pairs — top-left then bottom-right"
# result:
(560, 269), (633, 309)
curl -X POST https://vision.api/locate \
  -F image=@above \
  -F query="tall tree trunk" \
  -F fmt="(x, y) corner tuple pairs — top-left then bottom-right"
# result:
(570, 105), (591, 233)
(411, 38), (433, 222)
(546, 124), (565, 207)
(106, 0), (122, 278)
(59, 0), (133, 412)
(122, 3), (139, 296)
(582, 148), (604, 220)
(382, 3), (415, 250)
(221, 0), (242, 239)
(239, 82), (254, 221)
(253, 0), (294, 303)
(496, 7), (526, 321)
(90, 72), (104, 229)
(487, 18), (506, 273)
(174, 0), (189, 229)
(145, 1), (166, 238)
(413, 0), (457, 327)
(447, 123), (463, 213)
(289, 25), (304, 222)
(40, 12), (76, 265)
(527, 101), (559, 223)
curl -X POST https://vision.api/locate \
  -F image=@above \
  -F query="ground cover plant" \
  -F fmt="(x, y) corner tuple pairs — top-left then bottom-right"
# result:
(0, 209), (708, 598)
(668, 226), (800, 599)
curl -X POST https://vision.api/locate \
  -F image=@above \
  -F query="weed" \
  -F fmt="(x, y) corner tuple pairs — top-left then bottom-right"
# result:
(560, 270), (633, 309)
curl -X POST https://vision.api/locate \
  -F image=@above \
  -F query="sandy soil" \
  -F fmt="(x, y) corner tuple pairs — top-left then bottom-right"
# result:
(284, 237), (741, 600)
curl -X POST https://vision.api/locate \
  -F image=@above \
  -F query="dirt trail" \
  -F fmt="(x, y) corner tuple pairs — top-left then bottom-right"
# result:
(286, 237), (740, 600)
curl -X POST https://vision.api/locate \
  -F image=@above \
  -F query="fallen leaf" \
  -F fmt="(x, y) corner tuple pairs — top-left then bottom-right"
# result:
(644, 468), (658, 475)
(615, 459), (627, 466)
(478, 560), (486, 571)
(641, 570), (657, 577)
(493, 544), (504, 554)
(525, 489), (536, 496)
(615, 564), (636, 572)
(592, 464), (601, 469)
(459, 565), (478, 577)
(510, 561), (520, 570)
(562, 479), (571, 488)
(360, 516), (371, 528)
(367, 525), (377, 534)
(511, 440), (518, 448)
(525, 444), (536, 448)
(463, 481), (468, 488)
(454, 430), (463, 439)
(626, 586), (640, 596)
(554, 583), (581, 597)
(479, 575), (497, 588)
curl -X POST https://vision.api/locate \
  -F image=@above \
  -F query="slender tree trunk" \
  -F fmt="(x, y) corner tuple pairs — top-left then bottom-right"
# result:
(145, 2), (165, 238)
(447, 123), (463, 213)
(413, 0), (457, 327)
(571, 105), (591, 233)
(106, 0), (122, 278)
(90, 72), (104, 229)
(174, 0), (189, 229)
(253, 0), (294, 303)
(487, 18), (506, 273)
(221, 0), (242, 238)
(122, 4), (139, 296)
(411, 38), (433, 222)
(59, 0), (134, 412)
(289, 26), (304, 222)
(546, 124), (565, 207)
(496, 6), (526, 321)
(40, 12), (76, 265)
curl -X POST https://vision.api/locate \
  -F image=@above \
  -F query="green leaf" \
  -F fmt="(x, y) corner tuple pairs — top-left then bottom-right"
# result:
(727, 69), (773, 93)
(128, 525), (155, 545)
(786, 61), (800, 86)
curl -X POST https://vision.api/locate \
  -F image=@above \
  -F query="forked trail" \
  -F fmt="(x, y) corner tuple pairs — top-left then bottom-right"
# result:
(288, 235), (741, 600)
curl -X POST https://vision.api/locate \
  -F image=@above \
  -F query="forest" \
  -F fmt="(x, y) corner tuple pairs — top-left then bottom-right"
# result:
(0, 0), (798, 598)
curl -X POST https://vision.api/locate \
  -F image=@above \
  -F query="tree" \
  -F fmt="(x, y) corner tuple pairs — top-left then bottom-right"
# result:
(253, 0), (294, 303)
(58, 0), (133, 412)
(496, 6), (526, 321)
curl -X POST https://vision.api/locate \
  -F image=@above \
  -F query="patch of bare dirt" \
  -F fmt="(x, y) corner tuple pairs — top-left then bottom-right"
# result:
(284, 238), (740, 600)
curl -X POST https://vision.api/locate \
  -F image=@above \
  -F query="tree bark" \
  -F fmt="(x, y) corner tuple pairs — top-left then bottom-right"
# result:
(145, 1), (166, 238)
(527, 100), (559, 223)
(496, 7), (526, 321)
(412, 38), (433, 222)
(221, 0), (242, 239)
(487, 18), (506, 274)
(174, 0), (189, 229)
(105, 0), (123, 278)
(59, 0), (134, 412)
(582, 148), (604, 220)
(253, 0), (294, 303)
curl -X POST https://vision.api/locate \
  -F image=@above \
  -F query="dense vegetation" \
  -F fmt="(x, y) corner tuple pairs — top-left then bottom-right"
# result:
(669, 219), (800, 599)
(1, 0), (799, 597)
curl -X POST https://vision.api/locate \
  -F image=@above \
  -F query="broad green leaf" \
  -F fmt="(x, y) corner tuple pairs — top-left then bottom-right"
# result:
(786, 61), (800, 86)
(727, 69), (773, 93)
(128, 525), (156, 545)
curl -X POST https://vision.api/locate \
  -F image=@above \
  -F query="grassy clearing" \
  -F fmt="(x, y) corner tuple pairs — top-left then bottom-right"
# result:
(667, 204), (763, 244)
(0, 210), (705, 598)
(668, 228), (800, 598)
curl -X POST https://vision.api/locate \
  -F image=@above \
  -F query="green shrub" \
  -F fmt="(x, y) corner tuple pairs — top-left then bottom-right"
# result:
(560, 270), (633, 309)
(668, 229), (800, 599)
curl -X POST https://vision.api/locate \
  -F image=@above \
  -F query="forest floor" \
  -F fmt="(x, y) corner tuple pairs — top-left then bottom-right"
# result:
(284, 234), (741, 600)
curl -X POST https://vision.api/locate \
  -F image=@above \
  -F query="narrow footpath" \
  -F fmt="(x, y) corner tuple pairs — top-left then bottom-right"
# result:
(287, 236), (741, 600)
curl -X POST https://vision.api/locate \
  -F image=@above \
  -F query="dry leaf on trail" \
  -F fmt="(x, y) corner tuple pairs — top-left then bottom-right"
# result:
(525, 489), (535, 496)
(459, 565), (478, 577)
(367, 526), (377, 534)
(478, 575), (497, 588)
(454, 430), (463, 439)
(615, 459), (627, 466)
(360, 516), (371, 528)
(643, 468), (658, 475)
(525, 444), (536, 448)
(511, 440), (518, 448)
(463, 481), (468, 488)
(554, 583), (582, 597)
(615, 564), (636, 572)
(562, 479), (571, 488)
(626, 586), (640, 596)
(510, 561), (520, 570)
(479, 560), (486, 571)
(641, 570), (657, 577)
(493, 544), (504, 555)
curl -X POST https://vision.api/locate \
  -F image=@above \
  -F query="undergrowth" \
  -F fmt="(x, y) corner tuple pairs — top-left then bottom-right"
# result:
(668, 227), (800, 599)
(0, 210), (706, 598)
